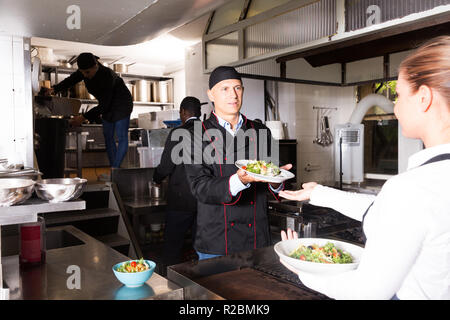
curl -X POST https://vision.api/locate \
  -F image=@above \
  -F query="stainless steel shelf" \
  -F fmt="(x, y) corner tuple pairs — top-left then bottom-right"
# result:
(78, 99), (173, 107)
(41, 65), (172, 81)
(0, 198), (86, 226)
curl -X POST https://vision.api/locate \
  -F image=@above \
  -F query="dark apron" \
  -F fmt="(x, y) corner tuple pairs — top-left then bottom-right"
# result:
(360, 153), (450, 300)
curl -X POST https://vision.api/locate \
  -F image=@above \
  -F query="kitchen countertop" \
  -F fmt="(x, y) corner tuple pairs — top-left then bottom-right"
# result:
(167, 245), (329, 300)
(2, 225), (182, 300)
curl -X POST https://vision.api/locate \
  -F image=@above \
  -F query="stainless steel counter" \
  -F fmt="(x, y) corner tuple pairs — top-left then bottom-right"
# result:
(2, 225), (182, 300)
(167, 245), (329, 300)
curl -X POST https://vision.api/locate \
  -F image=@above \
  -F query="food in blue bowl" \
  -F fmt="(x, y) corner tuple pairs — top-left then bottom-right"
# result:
(112, 258), (156, 288)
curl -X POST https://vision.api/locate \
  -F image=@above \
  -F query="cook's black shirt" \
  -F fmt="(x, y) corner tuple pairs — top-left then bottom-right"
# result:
(52, 64), (133, 122)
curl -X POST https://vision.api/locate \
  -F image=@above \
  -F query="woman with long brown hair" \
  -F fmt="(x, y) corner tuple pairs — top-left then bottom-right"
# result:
(279, 36), (450, 300)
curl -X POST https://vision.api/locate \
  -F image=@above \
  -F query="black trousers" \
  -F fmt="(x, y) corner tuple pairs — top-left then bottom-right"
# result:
(162, 210), (197, 267)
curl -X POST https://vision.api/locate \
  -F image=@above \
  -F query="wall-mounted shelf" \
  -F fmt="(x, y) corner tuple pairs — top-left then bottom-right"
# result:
(41, 65), (175, 108)
(42, 65), (172, 82)
(78, 99), (174, 107)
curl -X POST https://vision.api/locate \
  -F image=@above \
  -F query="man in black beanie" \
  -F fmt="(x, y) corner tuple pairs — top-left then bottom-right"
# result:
(49, 52), (133, 171)
(185, 66), (292, 260)
(153, 96), (202, 271)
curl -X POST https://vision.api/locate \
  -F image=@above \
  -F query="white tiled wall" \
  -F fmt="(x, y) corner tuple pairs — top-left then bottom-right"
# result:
(185, 43), (213, 119)
(278, 82), (357, 186)
(0, 35), (33, 167)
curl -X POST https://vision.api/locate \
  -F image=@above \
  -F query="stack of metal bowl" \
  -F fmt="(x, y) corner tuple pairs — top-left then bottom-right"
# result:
(35, 178), (87, 203)
(0, 168), (43, 181)
(0, 178), (36, 207)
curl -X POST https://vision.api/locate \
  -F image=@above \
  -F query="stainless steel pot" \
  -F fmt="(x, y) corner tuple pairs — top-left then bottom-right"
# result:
(125, 83), (135, 101)
(151, 81), (159, 102)
(149, 182), (164, 200)
(159, 81), (169, 103)
(73, 82), (95, 100)
(113, 63), (128, 73)
(58, 60), (72, 68)
(135, 80), (151, 102)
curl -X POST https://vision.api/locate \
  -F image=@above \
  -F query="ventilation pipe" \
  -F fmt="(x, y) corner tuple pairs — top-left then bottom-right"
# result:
(348, 93), (394, 124)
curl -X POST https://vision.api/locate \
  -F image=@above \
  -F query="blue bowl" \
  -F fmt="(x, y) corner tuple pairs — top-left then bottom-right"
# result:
(114, 283), (155, 300)
(112, 260), (156, 288)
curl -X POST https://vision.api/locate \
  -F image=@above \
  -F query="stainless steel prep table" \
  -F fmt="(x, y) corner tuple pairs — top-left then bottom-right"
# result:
(2, 225), (182, 300)
(167, 245), (329, 300)
(112, 168), (168, 243)
(122, 197), (167, 243)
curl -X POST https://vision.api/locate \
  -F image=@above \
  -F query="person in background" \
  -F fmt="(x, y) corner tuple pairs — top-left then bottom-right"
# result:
(48, 52), (133, 171)
(279, 36), (450, 300)
(185, 66), (292, 260)
(153, 97), (202, 270)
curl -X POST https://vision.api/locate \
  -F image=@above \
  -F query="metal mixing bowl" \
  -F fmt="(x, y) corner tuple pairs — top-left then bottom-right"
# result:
(35, 178), (87, 203)
(0, 168), (43, 181)
(0, 178), (35, 207)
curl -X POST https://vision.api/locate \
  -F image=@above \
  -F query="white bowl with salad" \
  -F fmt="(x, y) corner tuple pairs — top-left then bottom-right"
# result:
(235, 160), (295, 183)
(274, 238), (364, 274)
(112, 258), (156, 288)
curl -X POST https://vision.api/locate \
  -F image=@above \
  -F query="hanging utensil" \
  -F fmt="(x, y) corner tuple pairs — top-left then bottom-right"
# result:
(323, 115), (333, 145)
(313, 108), (321, 145)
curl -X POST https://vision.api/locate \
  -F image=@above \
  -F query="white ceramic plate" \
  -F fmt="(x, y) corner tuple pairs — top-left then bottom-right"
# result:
(235, 160), (295, 184)
(274, 238), (364, 275)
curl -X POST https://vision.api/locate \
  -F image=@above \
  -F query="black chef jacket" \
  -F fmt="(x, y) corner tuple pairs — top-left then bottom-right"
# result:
(185, 113), (281, 255)
(153, 118), (199, 213)
(52, 64), (133, 123)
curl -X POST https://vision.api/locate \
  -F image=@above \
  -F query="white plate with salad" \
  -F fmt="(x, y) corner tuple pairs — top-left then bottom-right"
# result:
(235, 159), (295, 183)
(274, 238), (364, 274)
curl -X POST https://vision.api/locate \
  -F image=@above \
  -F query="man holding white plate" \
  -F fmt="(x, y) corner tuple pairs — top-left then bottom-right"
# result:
(185, 66), (293, 260)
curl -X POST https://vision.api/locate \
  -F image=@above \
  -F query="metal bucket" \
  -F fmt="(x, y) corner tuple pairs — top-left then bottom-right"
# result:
(135, 80), (151, 102)
(149, 181), (164, 200)
(158, 81), (169, 103)
(125, 83), (135, 101)
(73, 82), (94, 100)
(151, 81), (159, 102)
(113, 63), (128, 73)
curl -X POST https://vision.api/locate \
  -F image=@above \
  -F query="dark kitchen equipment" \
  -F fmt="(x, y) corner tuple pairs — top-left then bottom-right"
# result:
(267, 199), (364, 244)
(167, 245), (329, 300)
(278, 139), (297, 189)
(34, 117), (68, 179)
(34, 95), (81, 117)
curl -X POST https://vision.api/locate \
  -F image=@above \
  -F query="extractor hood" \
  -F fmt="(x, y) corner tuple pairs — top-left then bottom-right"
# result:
(0, 0), (228, 45)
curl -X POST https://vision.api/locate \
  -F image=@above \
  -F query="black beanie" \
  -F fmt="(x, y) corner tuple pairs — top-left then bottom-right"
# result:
(77, 52), (99, 69)
(209, 66), (241, 89)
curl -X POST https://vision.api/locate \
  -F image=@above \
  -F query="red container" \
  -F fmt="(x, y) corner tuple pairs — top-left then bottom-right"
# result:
(19, 216), (46, 267)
